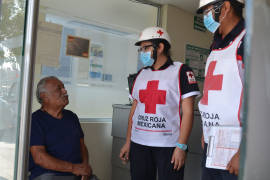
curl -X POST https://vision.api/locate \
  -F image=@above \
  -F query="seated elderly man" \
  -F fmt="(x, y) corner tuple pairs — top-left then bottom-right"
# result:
(29, 76), (92, 180)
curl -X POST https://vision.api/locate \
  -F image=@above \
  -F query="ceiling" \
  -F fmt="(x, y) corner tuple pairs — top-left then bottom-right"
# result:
(148, 0), (200, 13)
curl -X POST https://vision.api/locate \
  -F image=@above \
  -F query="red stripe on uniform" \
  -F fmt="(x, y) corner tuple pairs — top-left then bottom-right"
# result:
(131, 69), (143, 98)
(135, 127), (172, 132)
(237, 55), (243, 61)
(238, 89), (243, 126)
(178, 64), (183, 128)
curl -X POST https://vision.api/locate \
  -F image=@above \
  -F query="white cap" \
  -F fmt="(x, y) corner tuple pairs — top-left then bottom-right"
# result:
(197, 0), (245, 14)
(135, 27), (171, 46)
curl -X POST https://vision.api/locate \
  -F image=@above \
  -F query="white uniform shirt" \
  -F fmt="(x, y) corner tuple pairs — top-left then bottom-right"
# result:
(131, 62), (200, 147)
(198, 30), (246, 143)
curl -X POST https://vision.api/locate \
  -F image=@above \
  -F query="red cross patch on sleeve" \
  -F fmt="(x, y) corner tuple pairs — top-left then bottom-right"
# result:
(186, 71), (197, 84)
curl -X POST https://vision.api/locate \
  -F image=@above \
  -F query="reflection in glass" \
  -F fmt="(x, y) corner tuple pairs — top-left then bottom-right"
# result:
(0, 0), (26, 179)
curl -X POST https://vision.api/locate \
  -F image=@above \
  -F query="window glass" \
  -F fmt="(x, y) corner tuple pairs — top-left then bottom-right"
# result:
(33, 0), (158, 119)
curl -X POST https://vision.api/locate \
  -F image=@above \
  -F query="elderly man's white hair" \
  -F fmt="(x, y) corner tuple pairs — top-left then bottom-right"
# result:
(36, 76), (60, 104)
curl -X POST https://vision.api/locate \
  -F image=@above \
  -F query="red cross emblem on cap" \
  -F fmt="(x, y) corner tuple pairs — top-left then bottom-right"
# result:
(157, 29), (164, 37)
(139, 80), (166, 114)
(201, 61), (223, 105)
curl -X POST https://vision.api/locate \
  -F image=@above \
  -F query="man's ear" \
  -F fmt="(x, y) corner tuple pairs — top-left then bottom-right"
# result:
(221, 1), (232, 17)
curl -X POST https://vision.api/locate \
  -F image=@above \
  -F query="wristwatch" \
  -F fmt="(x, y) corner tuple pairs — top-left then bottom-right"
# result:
(176, 143), (188, 151)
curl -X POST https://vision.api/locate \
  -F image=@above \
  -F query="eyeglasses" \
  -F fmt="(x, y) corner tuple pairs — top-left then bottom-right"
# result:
(203, 2), (224, 15)
(138, 45), (153, 52)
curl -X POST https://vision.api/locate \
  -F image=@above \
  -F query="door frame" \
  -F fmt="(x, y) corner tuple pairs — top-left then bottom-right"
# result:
(15, 0), (40, 179)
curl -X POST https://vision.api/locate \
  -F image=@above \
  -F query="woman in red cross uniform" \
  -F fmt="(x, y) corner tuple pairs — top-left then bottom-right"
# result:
(119, 27), (200, 180)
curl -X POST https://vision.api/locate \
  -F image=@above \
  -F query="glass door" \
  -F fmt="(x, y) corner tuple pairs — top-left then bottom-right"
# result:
(0, 0), (39, 179)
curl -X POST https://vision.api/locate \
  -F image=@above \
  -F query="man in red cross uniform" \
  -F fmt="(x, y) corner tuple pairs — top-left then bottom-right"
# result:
(119, 27), (200, 180)
(197, 0), (245, 180)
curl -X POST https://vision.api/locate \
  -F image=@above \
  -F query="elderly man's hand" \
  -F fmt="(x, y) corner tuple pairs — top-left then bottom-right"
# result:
(72, 163), (92, 176)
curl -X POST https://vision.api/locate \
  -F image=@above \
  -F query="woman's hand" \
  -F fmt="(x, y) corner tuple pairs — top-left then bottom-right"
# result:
(171, 147), (186, 171)
(119, 142), (131, 164)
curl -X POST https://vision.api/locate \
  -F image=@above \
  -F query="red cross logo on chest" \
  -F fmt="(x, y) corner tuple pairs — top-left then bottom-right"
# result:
(201, 61), (223, 105)
(139, 80), (166, 114)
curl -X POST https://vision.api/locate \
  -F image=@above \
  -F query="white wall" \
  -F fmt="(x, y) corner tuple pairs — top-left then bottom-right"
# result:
(40, 0), (157, 33)
(81, 123), (112, 180)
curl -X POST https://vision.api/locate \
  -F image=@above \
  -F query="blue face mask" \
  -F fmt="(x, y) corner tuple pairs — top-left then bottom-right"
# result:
(204, 11), (220, 33)
(139, 51), (154, 66)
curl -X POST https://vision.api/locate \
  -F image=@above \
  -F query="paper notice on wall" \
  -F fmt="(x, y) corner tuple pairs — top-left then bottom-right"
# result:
(36, 22), (62, 67)
(206, 126), (241, 170)
(89, 44), (104, 81)
(76, 58), (90, 83)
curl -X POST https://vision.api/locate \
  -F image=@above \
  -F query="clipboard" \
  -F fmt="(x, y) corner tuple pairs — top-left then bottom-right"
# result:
(206, 126), (241, 170)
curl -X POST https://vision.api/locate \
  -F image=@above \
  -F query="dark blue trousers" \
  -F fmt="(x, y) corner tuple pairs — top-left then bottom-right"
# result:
(33, 174), (80, 180)
(130, 141), (185, 180)
(201, 143), (238, 180)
